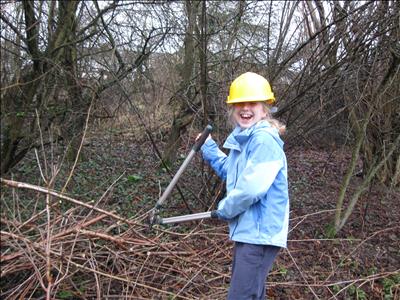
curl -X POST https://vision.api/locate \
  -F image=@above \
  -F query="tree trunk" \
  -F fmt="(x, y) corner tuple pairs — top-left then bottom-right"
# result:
(199, 0), (208, 127)
(163, 0), (199, 166)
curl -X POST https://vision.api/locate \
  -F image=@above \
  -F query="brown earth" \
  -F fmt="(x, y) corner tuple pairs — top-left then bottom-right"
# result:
(1, 132), (399, 299)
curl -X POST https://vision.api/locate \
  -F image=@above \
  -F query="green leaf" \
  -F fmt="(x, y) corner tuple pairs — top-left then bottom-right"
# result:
(57, 290), (74, 299)
(127, 174), (143, 183)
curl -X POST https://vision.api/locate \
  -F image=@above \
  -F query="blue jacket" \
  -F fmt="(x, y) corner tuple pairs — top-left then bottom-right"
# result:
(201, 121), (289, 248)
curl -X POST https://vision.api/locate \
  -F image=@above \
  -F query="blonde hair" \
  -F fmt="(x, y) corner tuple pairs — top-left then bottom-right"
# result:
(228, 102), (286, 136)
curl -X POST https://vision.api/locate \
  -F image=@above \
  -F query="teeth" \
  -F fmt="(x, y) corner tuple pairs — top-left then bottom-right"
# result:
(240, 113), (252, 118)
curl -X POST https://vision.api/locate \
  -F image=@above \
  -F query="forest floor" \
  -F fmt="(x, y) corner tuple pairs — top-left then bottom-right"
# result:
(1, 129), (399, 299)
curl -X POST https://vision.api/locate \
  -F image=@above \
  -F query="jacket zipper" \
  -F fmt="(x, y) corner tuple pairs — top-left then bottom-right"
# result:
(257, 203), (261, 237)
(230, 155), (240, 238)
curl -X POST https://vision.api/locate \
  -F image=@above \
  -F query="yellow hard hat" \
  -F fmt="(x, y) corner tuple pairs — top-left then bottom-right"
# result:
(226, 72), (275, 104)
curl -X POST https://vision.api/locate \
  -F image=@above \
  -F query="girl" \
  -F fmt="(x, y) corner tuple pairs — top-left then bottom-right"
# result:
(201, 72), (289, 299)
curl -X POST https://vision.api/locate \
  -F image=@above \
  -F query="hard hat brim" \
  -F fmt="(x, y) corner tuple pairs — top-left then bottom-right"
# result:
(226, 96), (275, 104)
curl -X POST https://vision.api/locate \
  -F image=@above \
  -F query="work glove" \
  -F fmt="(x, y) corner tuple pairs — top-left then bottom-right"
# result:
(210, 210), (230, 221)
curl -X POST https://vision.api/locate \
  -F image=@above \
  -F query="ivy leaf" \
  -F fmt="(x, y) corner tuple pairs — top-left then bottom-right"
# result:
(127, 174), (143, 183)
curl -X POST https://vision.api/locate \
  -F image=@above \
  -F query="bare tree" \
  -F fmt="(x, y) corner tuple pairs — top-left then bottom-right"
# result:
(332, 0), (400, 234)
(0, 0), (168, 175)
(162, 0), (200, 166)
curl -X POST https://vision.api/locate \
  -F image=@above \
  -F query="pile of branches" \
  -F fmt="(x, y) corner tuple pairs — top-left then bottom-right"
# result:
(1, 179), (231, 299)
(1, 178), (399, 299)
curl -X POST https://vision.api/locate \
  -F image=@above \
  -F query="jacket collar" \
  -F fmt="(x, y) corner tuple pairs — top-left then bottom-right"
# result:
(223, 120), (275, 151)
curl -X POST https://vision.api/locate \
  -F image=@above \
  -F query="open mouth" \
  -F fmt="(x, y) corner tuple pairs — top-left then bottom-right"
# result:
(239, 112), (253, 120)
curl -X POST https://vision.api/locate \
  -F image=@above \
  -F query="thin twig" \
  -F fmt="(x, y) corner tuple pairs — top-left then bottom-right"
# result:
(1, 178), (141, 227)
(61, 100), (93, 193)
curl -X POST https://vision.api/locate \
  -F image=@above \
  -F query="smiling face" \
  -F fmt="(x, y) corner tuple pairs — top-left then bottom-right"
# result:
(232, 101), (268, 129)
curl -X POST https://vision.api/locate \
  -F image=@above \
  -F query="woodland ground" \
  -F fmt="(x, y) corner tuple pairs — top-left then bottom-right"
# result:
(1, 128), (399, 299)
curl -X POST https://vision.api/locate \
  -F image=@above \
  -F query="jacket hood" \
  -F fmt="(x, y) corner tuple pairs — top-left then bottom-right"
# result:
(223, 120), (283, 150)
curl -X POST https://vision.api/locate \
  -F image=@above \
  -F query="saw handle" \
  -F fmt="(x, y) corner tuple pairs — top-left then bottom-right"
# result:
(193, 125), (213, 152)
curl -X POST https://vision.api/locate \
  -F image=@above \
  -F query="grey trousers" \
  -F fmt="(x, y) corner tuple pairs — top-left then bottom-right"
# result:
(227, 242), (280, 300)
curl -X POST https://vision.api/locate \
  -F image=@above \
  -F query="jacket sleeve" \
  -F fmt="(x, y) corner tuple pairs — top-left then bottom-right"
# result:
(201, 139), (228, 180)
(217, 138), (283, 219)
